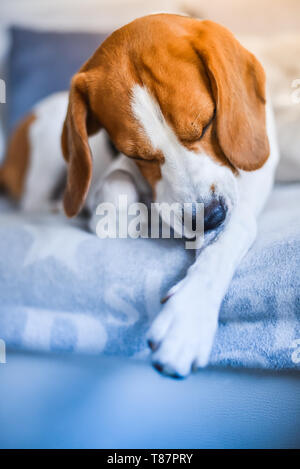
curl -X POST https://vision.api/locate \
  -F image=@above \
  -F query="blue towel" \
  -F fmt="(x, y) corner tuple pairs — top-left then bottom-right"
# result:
(0, 184), (299, 370)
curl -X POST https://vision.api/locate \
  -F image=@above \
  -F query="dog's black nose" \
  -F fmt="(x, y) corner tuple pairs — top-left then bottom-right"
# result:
(203, 197), (227, 231)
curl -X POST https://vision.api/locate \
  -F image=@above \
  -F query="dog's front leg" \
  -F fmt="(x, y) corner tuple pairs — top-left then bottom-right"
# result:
(147, 205), (257, 377)
(87, 154), (143, 234)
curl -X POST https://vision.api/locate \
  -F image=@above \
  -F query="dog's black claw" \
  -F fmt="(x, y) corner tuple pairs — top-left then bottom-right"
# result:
(148, 339), (159, 351)
(161, 294), (172, 304)
(153, 362), (164, 373)
(153, 362), (185, 379)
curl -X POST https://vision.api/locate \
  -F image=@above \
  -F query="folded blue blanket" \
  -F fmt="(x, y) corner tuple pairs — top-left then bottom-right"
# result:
(0, 184), (299, 370)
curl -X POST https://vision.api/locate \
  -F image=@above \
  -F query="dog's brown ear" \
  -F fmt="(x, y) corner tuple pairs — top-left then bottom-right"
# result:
(194, 20), (269, 171)
(62, 72), (101, 217)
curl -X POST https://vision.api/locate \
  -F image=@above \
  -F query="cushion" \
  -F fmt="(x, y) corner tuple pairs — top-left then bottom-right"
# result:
(0, 184), (299, 370)
(8, 27), (108, 132)
(240, 34), (300, 183)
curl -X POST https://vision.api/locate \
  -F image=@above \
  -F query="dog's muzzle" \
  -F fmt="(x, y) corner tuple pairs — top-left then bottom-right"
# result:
(202, 196), (228, 231)
(188, 196), (228, 232)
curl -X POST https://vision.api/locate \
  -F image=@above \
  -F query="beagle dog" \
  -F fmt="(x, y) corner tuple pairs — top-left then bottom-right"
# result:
(0, 14), (279, 377)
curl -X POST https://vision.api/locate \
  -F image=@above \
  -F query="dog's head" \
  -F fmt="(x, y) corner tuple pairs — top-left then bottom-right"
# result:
(62, 14), (269, 233)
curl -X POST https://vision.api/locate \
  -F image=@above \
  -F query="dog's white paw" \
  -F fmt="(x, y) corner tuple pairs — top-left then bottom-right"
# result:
(147, 293), (218, 378)
(88, 170), (139, 234)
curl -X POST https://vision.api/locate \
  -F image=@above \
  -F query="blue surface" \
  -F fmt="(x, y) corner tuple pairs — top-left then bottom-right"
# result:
(0, 352), (299, 449)
(0, 184), (300, 370)
(8, 27), (108, 131)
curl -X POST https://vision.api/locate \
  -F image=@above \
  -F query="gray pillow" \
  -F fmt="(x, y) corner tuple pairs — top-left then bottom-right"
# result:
(8, 27), (108, 132)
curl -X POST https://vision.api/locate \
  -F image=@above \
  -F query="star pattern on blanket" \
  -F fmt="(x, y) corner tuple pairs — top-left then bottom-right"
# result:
(23, 222), (91, 272)
(0, 211), (90, 272)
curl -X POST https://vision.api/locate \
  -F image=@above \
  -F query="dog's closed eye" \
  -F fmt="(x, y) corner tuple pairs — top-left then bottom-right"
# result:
(198, 109), (216, 140)
(181, 109), (216, 144)
(192, 109), (216, 141)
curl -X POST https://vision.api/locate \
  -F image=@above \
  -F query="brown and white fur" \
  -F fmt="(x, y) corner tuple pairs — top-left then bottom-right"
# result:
(0, 14), (279, 377)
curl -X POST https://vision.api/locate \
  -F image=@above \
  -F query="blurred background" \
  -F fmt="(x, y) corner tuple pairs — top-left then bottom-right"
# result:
(1, 0), (299, 33)
(0, 0), (178, 31)
(0, 0), (299, 178)
(0, 1), (299, 449)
